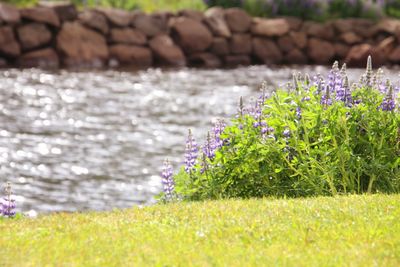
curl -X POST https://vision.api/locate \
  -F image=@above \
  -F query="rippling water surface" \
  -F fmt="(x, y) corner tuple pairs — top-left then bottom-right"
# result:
(0, 65), (398, 213)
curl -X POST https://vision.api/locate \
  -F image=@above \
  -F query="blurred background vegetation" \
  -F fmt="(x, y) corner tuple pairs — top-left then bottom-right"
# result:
(2, 0), (400, 19)
(0, 0), (206, 12)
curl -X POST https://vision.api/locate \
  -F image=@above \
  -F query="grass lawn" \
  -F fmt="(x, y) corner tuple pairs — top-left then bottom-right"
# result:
(1, 194), (399, 266)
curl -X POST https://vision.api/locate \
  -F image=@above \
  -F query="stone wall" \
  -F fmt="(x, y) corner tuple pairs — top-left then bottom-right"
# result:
(0, 2), (400, 69)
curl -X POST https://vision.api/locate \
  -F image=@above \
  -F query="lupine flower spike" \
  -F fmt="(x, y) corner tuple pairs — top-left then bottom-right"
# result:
(304, 74), (310, 87)
(1, 182), (16, 217)
(184, 129), (198, 173)
(203, 131), (216, 160)
(340, 63), (347, 78)
(161, 159), (174, 201)
(365, 55), (373, 88)
(321, 82), (332, 107)
(380, 80), (396, 111)
(293, 73), (299, 92)
(212, 119), (226, 149)
(200, 152), (209, 174)
(238, 96), (244, 118)
(343, 76), (352, 105)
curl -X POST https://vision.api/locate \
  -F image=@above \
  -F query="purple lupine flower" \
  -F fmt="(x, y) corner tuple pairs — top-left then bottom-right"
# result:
(212, 119), (226, 149)
(334, 64), (350, 103)
(262, 126), (275, 139)
(249, 97), (263, 122)
(378, 82), (387, 94)
(203, 131), (216, 160)
(335, 83), (346, 102)
(380, 84), (396, 111)
(184, 129), (198, 173)
(161, 159), (174, 200)
(200, 153), (208, 174)
(255, 121), (266, 129)
(362, 55), (373, 88)
(343, 76), (353, 106)
(327, 61), (340, 93)
(261, 127), (268, 135)
(313, 73), (323, 88)
(340, 63), (347, 78)
(283, 128), (291, 138)
(296, 107), (302, 120)
(1, 182), (16, 217)
(321, 84), (333, 106)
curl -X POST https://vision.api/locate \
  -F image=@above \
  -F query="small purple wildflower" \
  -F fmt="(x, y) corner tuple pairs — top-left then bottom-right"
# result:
(262, 126), (275, 139)
(296, 107), (302, 120)
(1, 182), (16, 217)
(184, 129), (198, 173)
(283, 128), (291, 138)
(161, 159), (174, 200)
(254, 121), (266, 129)
(261, 127), (268, 135)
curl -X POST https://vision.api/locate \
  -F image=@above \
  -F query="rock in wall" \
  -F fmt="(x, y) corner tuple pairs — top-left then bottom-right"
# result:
(0, 2), (400, 69)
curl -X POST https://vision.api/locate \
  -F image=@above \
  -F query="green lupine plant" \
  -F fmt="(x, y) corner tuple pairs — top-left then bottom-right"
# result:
(166, 57), (400, 201)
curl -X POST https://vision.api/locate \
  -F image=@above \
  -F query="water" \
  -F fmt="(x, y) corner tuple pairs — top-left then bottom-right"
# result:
(0, 65), (398, 213)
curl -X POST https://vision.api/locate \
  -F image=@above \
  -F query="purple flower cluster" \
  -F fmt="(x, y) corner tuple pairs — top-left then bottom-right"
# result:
(202, 119), (227, 160)
(1, 182), (16, 217)
(379, 82), (396, 111)
(319, 60), (355, 107)
(161, 159), (174, 200)
(184, 129), (198, 173)
(212, 119), (226, 149)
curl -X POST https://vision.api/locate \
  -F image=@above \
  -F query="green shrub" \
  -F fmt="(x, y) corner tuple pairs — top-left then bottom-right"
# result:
(386, 0), (400, 18)
(169, 58), (400, 201)
(204, 0), (391, 20)
(329, 0), (385, 19)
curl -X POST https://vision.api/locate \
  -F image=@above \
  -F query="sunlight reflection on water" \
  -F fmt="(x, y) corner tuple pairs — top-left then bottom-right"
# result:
(0, 65), (398, 213)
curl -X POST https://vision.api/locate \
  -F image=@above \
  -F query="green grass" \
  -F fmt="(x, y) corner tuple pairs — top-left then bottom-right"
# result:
(1, 194), (400, 266)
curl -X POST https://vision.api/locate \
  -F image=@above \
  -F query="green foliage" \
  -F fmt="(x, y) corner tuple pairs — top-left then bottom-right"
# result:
(203, 0), (242, 8)
(0, 0), (37, 7)
(1, 195), (400, 266)
(6, 0), (206, 12)
(328, 0), (384, 19)
(175, 67), (400, 201)
(204, 0), (396, 20)
(386, 0), (400, 18)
